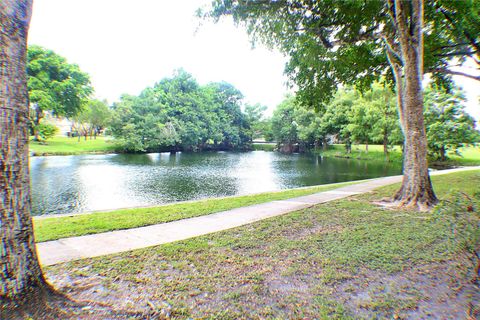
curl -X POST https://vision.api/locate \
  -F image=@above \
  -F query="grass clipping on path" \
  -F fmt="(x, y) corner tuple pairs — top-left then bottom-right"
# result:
(34, 181), (357, 242)
(46, 170), (480, 319)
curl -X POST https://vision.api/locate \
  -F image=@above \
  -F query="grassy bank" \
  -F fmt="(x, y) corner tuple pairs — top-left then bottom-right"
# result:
(29, 136), (119, 156)
(46, 170), (480, 319)
(252, 143), (276, 151)
(318, 144), (404, 162)
(34, 180), (358, 242)
(318, 144), (480, 166)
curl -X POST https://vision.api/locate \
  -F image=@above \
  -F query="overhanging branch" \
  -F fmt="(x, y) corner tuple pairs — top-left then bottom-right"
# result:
(430, 68), (480, 81)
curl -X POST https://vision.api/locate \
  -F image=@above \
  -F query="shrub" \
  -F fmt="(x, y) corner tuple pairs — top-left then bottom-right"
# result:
(36, 123), (59, 141)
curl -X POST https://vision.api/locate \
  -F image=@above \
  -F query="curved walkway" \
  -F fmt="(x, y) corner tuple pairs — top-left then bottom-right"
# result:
(36, 167), (479, 266)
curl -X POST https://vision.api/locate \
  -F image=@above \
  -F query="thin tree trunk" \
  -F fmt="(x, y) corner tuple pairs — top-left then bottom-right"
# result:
(383, 134), (390, 162)
(440, 146), (446, 161)
(0, 0), (50, 308)
(392, 0), (437, 210)
(383, 129), (388, 156)
(33, 106), (43, 141)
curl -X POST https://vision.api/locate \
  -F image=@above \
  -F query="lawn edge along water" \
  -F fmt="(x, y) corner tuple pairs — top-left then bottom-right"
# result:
(29, 136), (120, 156)
(316, 144), (480, 166)
(33, 180), (365, 243)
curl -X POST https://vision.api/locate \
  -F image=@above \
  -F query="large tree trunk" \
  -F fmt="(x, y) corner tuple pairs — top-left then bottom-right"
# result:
(389, 0), (437, 210)
(0, 0), (50, 309)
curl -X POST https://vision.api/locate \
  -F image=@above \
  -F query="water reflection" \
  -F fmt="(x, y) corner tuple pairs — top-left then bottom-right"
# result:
(30, 151), (402, 215)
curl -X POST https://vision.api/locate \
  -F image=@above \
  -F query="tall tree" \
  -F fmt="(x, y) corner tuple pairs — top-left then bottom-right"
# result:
(319, 88), (357, 153)
(27, 45), (92, 140)
(0, 0), (50, 310)
(205, 0), (478, 209)
(424, 86), (479, 161)
(75, 99), (112, 139)
(365, 83), (403, 158)
(271, 96), (299, 153)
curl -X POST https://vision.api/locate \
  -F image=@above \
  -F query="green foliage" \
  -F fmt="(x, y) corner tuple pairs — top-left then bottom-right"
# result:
(72, 99), (112, 138)
(35, 123), (58, 141)
(204, 1), (479, 108)
(269, 83), (477, 162)
(424, 87), (479, 160)
(244, 103), (268, 139)
(110, 70), (252, 152)
(271, 96), (299, 151)
(27, 45), (93, 122)
(84, 99), (112, 133)
(270, 84), (402, 156)
(347, 82), (403, 154)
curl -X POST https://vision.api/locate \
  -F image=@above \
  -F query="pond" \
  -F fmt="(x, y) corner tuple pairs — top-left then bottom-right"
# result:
(30, 151), (402, 215)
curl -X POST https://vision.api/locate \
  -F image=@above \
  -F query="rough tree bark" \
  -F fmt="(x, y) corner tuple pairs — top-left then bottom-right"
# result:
(386, 0), (437, 210)
(0, 0), (50, 310)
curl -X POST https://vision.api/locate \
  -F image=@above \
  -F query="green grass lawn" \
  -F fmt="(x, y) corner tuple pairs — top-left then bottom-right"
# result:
(46, 169), (480, 319)
(319, 144), (404, 163)
(29, 135), (119, 155)
(33, 180), (359, 242)
(319, 143), (480, 166)
(442, 145), (480, 166)
(252, 143), (276, 151)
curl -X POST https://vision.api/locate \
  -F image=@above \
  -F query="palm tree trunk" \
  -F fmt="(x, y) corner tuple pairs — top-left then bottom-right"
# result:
(0, 0), (50, 308)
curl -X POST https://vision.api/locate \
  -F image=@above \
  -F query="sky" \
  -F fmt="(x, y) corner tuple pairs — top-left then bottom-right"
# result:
(28, 0), (479, 121)
(28, 0), (289, 116)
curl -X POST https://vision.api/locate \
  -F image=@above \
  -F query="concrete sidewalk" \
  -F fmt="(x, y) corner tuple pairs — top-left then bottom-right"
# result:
(36, 167), (479, 266)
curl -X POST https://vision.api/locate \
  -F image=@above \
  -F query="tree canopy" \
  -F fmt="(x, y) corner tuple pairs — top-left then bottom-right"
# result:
(269, 84), (478, 161)
(205, 0), (479, 105)
(424, 87), (479, 160)
(270, 85), (403, 154)
(110, 70), (254, 152)
(27, 45), (93, 138)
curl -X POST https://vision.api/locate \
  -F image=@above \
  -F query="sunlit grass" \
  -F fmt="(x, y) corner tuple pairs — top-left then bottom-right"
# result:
(34, 180), (359, 242)
(319, 143), (480, 166)
(29, 135), (119, 155)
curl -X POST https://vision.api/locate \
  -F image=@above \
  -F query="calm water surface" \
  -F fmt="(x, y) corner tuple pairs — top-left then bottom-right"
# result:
(30, 151), (402, 215)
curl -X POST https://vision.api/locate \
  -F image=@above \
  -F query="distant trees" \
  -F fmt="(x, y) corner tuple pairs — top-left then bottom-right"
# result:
(110, 70), (253, 152)
(350, 83), (403, 157)
(269, 84), (477, 161)
(244, 103), (268, 140)
(27, 45), (93, 140)
(72, 99), (112, 140)
(269, 85), (401, 155)
(424, 87), (479, 161)
(271, 97), (299, 153)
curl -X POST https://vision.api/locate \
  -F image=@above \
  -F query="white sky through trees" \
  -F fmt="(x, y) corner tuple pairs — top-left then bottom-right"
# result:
(28, 0), (479, 121)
